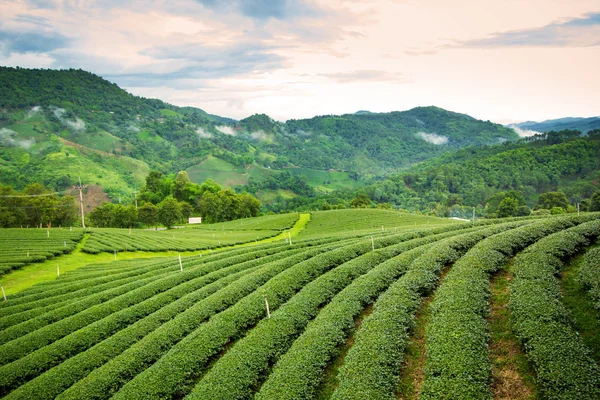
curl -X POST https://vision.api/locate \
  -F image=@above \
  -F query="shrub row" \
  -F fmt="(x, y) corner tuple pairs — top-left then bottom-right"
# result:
(1, 240), (307, 315)
(55, 240), (349, 400)
(2, 263), (266, 399)
(0, 242), (317, 367)
(509, 220), (600, 399)
(419, 215), (594, 399)
(110, 234), (409, 399)
(578, 247), (600, 311)
(188, 229), (469, 400)
(330, 222), (526, 400)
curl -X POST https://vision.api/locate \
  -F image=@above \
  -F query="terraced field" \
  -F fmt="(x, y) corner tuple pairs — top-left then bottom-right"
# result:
(0, 211), (599, 399)
(0, 229), (83, 276)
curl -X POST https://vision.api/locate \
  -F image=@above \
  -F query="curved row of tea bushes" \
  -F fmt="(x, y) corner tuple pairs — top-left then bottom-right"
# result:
(578, 247), (600, 311)
(111, 234), (413, 400)
(253, 223), (523, 400)
(329, 221), (527, 400)
(116, 224), (483, 400)
(3, 263), (266, 400)
(0, 242), (326, 396)
(56, 239), (350, 400)
(510, 220), (600, 399)
(0, 239), (324, 368)
(0, 229), (83, 275)
(188, 230), (468, 400)
(0, 241), (311, 329)
(419, 215), (595, 399)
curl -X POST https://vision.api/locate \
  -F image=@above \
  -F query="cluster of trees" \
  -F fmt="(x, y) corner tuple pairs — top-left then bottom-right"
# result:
(88, 170), (261, 228)
(0, 184), (78, 227)
(88, 197), (191, 229)
(244, 171), (315, 198)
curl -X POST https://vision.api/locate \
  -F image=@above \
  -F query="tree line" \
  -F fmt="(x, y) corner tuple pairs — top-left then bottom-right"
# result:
(0, 183), (78, 227)
(88, 171), (261, 228)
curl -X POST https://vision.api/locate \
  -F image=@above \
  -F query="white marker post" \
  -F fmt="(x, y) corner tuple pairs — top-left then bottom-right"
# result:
(114, 250), (117, 261)
(288, 231), (292, 246)
(26, 251), (29, 257)
(56, 265), (60, 277)
(263, 295), (271, 318)
(371, 235), (375, 251)
(1, 285), (6, 301)
(47, 230), (49, 238)
(178, 253), (183, 272)
(64, 240), (67, 248)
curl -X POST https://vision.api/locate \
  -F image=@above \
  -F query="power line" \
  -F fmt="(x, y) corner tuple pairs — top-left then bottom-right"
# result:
(0, 191), (73, 198)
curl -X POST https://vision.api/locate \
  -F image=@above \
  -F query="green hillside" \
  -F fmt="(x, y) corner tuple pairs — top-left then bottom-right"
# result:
(0, 67), (518, 202)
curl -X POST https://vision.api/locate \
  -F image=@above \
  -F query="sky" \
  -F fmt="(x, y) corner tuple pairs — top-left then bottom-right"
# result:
(0, 0), (599, 123)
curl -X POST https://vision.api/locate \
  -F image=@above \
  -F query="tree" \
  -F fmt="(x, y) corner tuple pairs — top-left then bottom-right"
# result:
(88, 203), (116, 227)
(497, 198), (518, 218)
(535, 191), (569, 211)
(173, 171), (191, 202)
(138, 202), (158, 228)
(158, 197), (182, 228)
(590, 190), (600, 212)
(350, 192), (371, 208)
(112, 204), (138, 228)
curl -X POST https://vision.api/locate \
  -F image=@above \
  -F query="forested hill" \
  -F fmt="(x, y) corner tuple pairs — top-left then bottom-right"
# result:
(358, 130), (600, 216)
(510, 116), (600, 134)
(0, 66), (519, 201)
(236, 107), (518, 172)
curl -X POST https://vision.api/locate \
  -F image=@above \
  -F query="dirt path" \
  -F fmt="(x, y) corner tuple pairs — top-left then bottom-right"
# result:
(488, 263), (537, 400)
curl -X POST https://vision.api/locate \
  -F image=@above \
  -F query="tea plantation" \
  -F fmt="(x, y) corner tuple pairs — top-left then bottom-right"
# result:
(0, 210), (599, 399)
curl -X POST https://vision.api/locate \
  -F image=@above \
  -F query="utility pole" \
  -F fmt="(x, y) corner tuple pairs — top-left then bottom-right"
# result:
(133, 187), (138, 209)
(73, 177), (87, 229)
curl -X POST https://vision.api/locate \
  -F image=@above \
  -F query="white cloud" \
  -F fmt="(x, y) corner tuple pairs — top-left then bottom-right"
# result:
(0, 128), (35, 149)
(417, 131), (448, 145)
(52, 107), (86, 132)
(215, 125), (236, 136)
(250, 130), (270, 141)
(512, 127), (542, 137)
(25, 105), (42, 119)
(196, 127), (213, 138)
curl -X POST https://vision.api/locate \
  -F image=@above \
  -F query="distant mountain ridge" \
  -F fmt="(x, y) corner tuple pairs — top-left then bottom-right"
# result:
(1, 66), (517, 202)
(510, 116), (600, 134)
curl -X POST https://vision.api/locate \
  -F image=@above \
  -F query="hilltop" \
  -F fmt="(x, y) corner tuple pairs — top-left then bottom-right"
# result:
(1, 67), (517, 202)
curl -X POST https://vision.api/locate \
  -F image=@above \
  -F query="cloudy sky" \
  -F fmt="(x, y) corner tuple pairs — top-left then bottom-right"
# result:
(1, 0), (598, 122)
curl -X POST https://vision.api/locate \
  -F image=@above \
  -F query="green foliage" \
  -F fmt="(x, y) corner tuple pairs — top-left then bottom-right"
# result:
(536, 191), (569, 211)
(0, 228), (82, 275)
(332, 222), (523, 399)
(157, 197), (182, 229)
(420, 216), (593, 399)
(579, 247), (600, 311)
(0, 185), (78, 228)
(510, 219), (600, 399)
(137, 202), (158, 227)
(350, 192), (372, 208)
(590, 190), (600, 212)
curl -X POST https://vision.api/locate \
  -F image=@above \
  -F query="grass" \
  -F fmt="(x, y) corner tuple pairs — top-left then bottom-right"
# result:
(299, 209), (457, 238)
(0, 213), (310, 296)
(560, 246), (600, 363)
(186, 156), (278, 187)
(489, 262), (537, 400)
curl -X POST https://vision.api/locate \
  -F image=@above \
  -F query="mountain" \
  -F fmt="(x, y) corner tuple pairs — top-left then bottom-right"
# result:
(1, 67), (517, 203)
(254, 130), (599, 216)
(510, 116), (600, 134)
